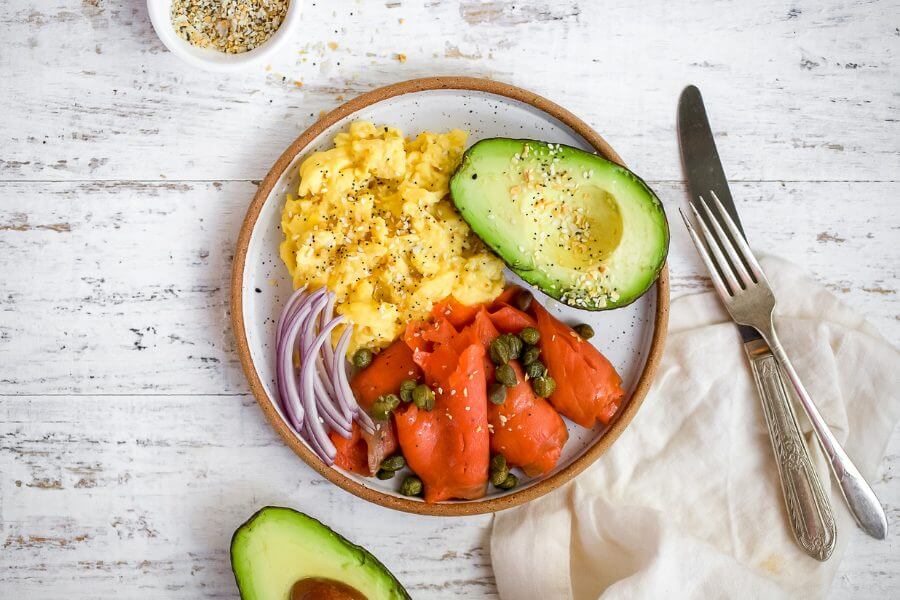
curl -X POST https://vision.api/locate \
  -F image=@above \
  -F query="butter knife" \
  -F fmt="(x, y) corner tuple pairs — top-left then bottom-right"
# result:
(678, 85), (837, 561)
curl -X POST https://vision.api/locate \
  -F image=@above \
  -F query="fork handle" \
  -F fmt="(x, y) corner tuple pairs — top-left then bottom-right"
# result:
(747, 339), (836, 560)
(761, 323), (888, 540)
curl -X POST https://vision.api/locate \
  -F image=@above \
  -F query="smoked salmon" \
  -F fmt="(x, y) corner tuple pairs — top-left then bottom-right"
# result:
(337, 339), (422, 475)
(342, 285), (623, 497)
(488, 361), (568, 477)
(395, 343), (490, 502)
(454, 308), (568, 477)
(530, 301), (624, 428)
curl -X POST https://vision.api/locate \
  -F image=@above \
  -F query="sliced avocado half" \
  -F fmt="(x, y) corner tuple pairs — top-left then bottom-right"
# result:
(231, 506), (410, 600)
(450, 138), (668, 310)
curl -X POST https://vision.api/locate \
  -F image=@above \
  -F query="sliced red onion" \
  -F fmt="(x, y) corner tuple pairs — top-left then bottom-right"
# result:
(299, 316), (344, 463)
(332, 326), (375, 434)
(330, 326), (356, 418)
(276, 291), (324, 431)
(274, 285), (383, 464)
(317, 293), (338, 398)
(277, 286), (307, 340)
(298, 295), (352, 435)
(274, 288), (308, 425)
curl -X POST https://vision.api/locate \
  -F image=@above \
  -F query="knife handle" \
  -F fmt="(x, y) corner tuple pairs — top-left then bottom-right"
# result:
(746, 338), (836, 561)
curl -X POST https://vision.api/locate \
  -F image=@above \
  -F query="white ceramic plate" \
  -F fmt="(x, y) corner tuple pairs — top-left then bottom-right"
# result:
(233, 78), (667, 515)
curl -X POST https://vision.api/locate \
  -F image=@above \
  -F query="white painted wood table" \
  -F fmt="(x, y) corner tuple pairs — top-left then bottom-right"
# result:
(1, 1), (897, 597)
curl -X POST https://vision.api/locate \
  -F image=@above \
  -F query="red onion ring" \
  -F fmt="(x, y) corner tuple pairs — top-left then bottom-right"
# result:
(275, 286), (376, 463)
(276, 289), (325, 431)
(299, 316), (344, 463)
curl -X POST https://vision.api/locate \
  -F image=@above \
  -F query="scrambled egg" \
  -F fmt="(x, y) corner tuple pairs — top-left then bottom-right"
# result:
(280, 121), (505, 352)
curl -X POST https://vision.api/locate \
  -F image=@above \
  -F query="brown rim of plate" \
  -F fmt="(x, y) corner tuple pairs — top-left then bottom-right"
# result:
(231, 76), (669, 516)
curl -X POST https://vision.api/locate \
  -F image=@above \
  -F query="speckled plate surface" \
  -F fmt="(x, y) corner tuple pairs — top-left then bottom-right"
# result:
(232, 77), (668, 516)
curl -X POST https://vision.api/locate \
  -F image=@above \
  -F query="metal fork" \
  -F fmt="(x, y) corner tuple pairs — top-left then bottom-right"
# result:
(680, 191), (888, 540)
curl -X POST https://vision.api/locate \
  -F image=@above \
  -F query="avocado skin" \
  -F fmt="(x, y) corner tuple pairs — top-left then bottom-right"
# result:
(230, 506), (411, 600)
(450, 138), (669, 311)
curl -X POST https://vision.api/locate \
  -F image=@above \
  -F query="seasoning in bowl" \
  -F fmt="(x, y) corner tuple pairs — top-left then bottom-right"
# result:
(171, 0), (289, 54)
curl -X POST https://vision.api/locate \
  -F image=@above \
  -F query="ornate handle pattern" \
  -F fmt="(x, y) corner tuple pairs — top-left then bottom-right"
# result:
(746, 338), (836, 561)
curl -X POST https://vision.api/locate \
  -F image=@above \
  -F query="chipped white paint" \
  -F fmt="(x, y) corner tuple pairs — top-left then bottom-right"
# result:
(0, 0), (897, 598)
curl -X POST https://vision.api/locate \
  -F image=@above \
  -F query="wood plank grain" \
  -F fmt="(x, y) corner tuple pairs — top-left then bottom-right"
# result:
(0, 179), (895, 395)
(0, 395), (497, 599)
(1, 0), (897, 182)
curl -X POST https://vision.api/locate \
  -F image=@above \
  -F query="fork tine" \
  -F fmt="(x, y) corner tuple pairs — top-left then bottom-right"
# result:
(679, 208), (732, 298)
(697, 195), (754, 287)
(688, 201), (741, 294)
(708, 190), (764, 280)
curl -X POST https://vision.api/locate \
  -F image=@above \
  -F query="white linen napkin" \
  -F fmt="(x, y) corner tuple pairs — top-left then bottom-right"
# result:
(491, 255), (900, 599)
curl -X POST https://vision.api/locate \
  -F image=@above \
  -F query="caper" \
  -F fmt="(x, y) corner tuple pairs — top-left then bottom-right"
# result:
(496, 473), (518, 490)
(488, 382), (507, 405)
(489, 336), (513, 365)
(502, 333), (523, 360)
(490, 454), (507, 473)
(495, 364), (518, 387)
(521, 345), (541, 366)
(525, 361), (546, 380)
(399, 379), (417, 403)
(412, 384), (435, 411)
(376, 468), (395, 480)
(520, 327), (540, 345)
(371, 393), (400, 420)
(490, 455), (510, 487)
(515, 291), (533, 312)
(352, 348), (373, 369)
(400, 475), (424, 497)
(380, 455), (406, 472)
(573, 323), (595, 340)
(532, 376), (556, 398)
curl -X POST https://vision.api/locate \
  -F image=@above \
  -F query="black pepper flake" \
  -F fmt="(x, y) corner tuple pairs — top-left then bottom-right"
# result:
(471, 173), (477, 180)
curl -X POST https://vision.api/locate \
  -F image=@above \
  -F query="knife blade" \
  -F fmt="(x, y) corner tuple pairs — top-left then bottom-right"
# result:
(677, 85), (760, 344)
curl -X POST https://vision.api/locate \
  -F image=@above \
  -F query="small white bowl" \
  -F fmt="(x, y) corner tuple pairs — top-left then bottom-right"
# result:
(148, 0), (302, 72)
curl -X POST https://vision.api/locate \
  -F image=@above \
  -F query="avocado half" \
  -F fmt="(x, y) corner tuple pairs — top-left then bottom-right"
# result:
(231, 507), (410, 600)
(450, 138), (668, 310)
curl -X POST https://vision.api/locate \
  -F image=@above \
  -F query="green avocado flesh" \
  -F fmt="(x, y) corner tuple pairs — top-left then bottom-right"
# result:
(450, 138), (669, 310)
(231, 507), (410, 600)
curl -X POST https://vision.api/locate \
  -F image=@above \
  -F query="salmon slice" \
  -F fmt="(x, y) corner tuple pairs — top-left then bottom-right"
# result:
(430, 296), (483, 329)
(486, 305), (537, 333)
(491, 286), (522, 307)
(450, 309), (500, 378)
(351, 339), (422, 407)
(404, 317), (458, 354)
(531, 302), (624, 428)
(453, 309), (568, 477)
(395, 343), (490, 502)
(341, 339), (421, 474)
(489, 361), (568, 477)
